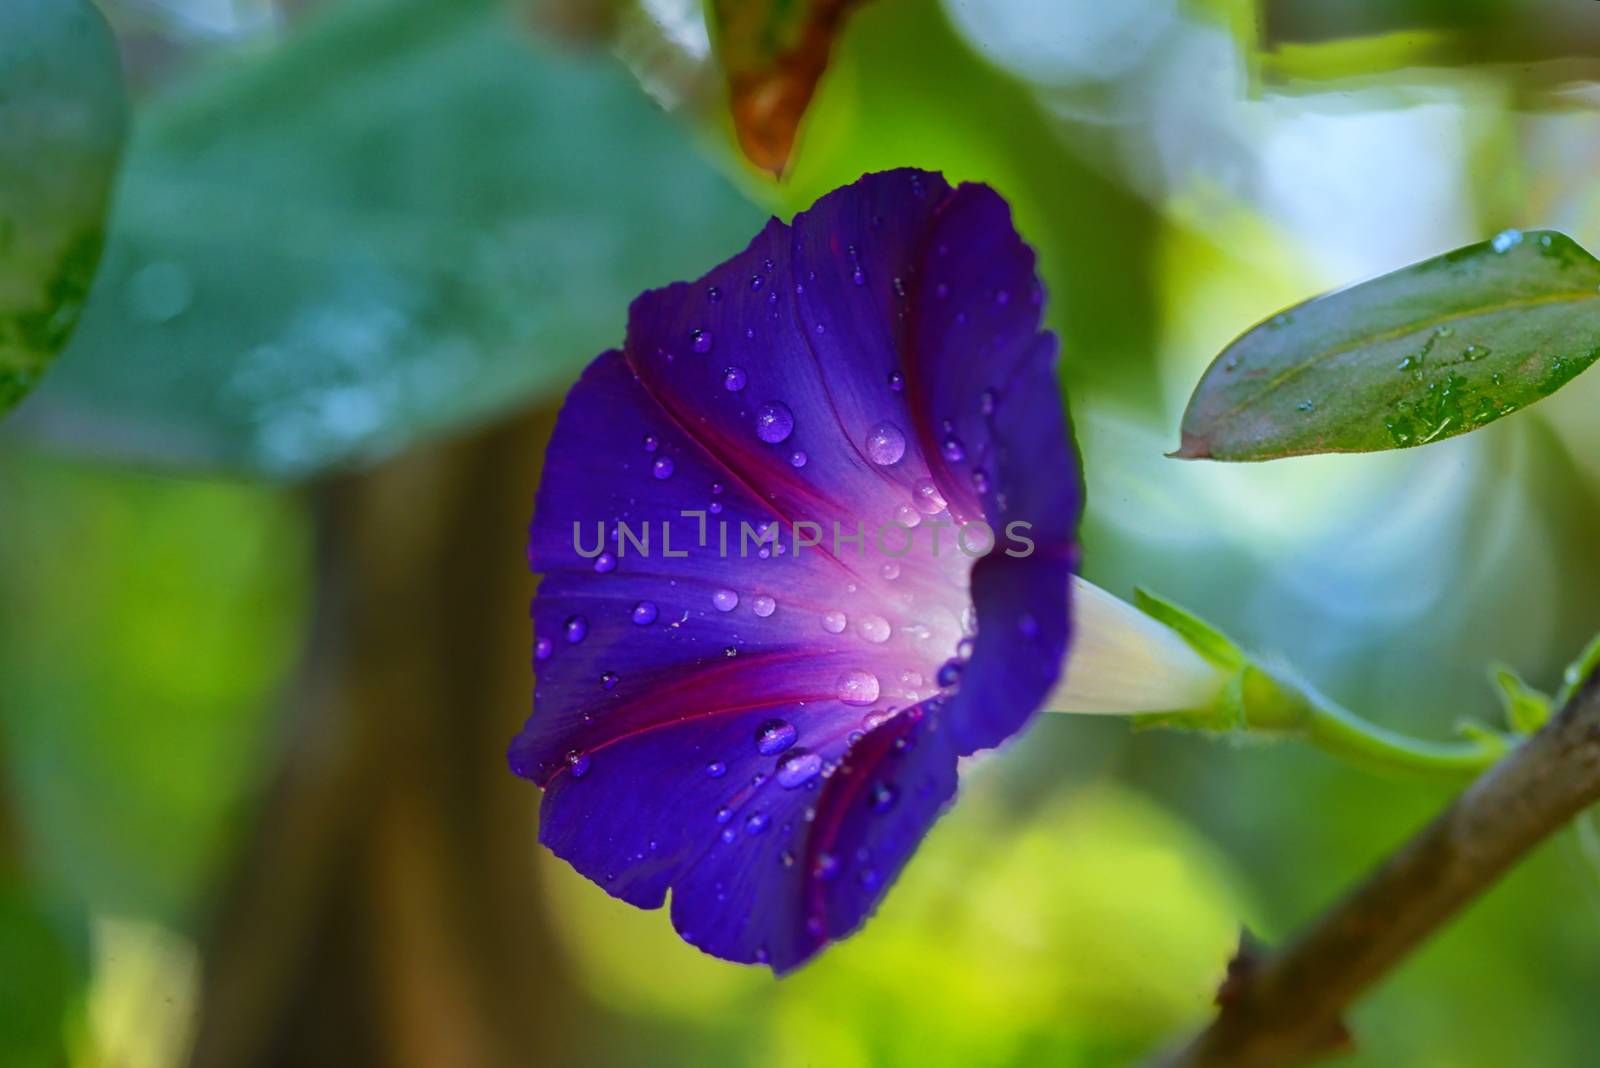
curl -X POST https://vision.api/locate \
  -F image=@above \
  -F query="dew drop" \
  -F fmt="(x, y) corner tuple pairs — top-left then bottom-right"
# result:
(888, 369), (905, 392)
(837, 669), (881, 706)
(652, 456), (675, 479)
(722, 365), (749, 392)
(822, 610), (847, 634)
(534, 636), (553, 661)
(564, 615), (588, 643)
(755, 402), (795, 443)
(706, 760), (727, 778)
(972, 468), (991, 493)
(690, 328), (714, 354)
(858, 615), (891, 644)
(565, 750), (591, 778)
(643, 433), (659, 452)
(600, 671), (619, 690)
(777, 750), (823, 789)
(755, 719), (798, 755)
(937, 658), (964, 687)
(912, 479), (948, 514)
(880, 561), (900, 580)
(865, 421), (907, 465)
(715, 806), (733, 824)
(745, 811), (770, 835)
(789, 450), (807, 468)
(593, 551), (617, 573)
(712, 588), (739, 612)
(1491, 228), (1523, 253)
(1463, 344), (1491, 361)
(752, 594), (777, 618)
(631, 600), (659, 625)
(941, 435), (966, 462)
(870, 781), (898, 813)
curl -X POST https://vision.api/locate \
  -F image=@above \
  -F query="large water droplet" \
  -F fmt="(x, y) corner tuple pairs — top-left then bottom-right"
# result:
(564, 615), (588, 643)
(712, 588), (739, 612)
(755, 719), (798, 755)
(865, 422), (907, 466)
(1491, 228), (1523, 253)
(723, 366), (748, 391)
(777, 750), (823, 789)
(912, 479), (947, 514)
(751, 594), (776, 618)
(632, 600), (659, 625)
(755, 402), (795, 443)
(858, 615), (891, 644)
(837, 669), (881, 706)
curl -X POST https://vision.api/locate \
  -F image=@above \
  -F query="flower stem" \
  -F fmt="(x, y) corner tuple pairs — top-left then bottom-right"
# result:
(1287, 691), (1507, 781)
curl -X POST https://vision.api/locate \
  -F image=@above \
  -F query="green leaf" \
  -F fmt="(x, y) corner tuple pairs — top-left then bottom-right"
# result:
(1555, 632), (1600, 710)
(1175, 229), (1600, 462)
(1490, 664), (1551, 734)
(17, 0), (762, 479)
(0, 0), (125, 418)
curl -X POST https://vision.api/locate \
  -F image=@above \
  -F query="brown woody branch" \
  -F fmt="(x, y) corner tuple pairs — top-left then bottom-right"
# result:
(1151, 667), (1600, 1068)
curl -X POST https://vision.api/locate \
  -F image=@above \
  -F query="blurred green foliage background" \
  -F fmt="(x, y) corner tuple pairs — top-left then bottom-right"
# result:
(3, 0), (1600, 1065)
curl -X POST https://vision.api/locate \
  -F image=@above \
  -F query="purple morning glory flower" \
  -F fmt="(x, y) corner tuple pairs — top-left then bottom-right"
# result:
(509, 169), (1081, 972)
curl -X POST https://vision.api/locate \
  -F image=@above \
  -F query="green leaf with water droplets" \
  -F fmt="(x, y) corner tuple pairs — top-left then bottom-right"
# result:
(14, 0), (761, 479)
(0, 0), (126, 418)
(1175, 230), (1600, 462)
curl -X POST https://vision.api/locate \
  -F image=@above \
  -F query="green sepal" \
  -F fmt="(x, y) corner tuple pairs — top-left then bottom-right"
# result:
(1132, 588), (1247, 670)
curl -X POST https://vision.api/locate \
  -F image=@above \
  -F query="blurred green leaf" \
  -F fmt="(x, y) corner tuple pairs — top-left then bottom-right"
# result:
(708, 0), (866, 175)
(0, 884), (87, 1067)
(1555, 632), (1600, 709)
(1176, 230), (1600, 461)
(0, 0), (125, 418)
(17, 0), (761, 479)
(0, 453), (308, 921)
(1490, 665), (1550, 734)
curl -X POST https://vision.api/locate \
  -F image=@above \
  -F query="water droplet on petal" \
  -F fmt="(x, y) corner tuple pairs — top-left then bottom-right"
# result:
(564, 616), (588, 643)
(777, 750), (823, 789)
(870, 782), (898, 813)
(858, 615), (891, 643)
(712, 588), (739, 612)
(643, 433), (659, 452)
(565, 750), (591, 778)
(751, 594), (776, 618)
(837, 669), (881, 706)
(594, 551), (617, 573)
(941, 435), (966, 462)
(715, 806), (733, 824)
(822, 611), (847, 634)
(1464, 344), (1491, 361)
(937, 658), (964, 687)
(652, 456), (675, 479)
(691, 328), (714, 353)
(745, 811), (770, 835)
(865, 422), (907, 466)
(706, 761), (727, 778)
(632, 601), (658, 625)
(887, 370), (905, 392)
(755, 402), (795, 443)
(880, 561), (900, 580)
(755, 719), (798, 755)
(600, 671), (619, 690)
(707, 285), (722, 302)
(723, 366), (748, 391)
(912, 479), (947, 514)
(534, 636), (553, 660)
(972, 468), (990, 493)
(789, 450), (807, 468)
